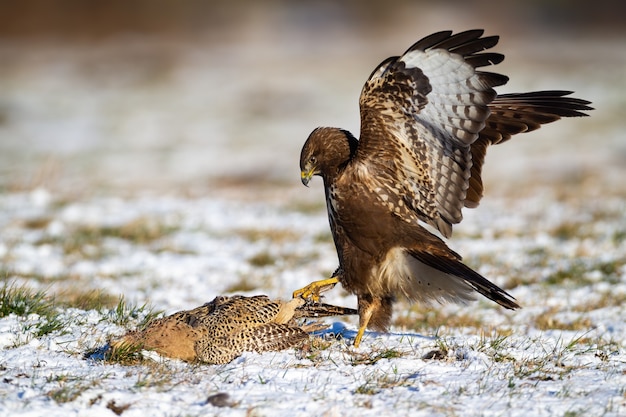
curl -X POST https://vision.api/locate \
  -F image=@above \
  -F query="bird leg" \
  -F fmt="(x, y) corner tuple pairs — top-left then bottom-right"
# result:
(353, 296), (379, 348)
(292, 277), (339, 302)
(353, 323), (367, 348)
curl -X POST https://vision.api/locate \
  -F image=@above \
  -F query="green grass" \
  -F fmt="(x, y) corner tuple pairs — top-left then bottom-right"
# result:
(0, 283), (56, 318)
(107, 296), (162, 329)
(0, 284), (161, 351)
(104, 338), (147, 365)
(349, 347), (407, 366)
(544, 258), (625, 287)
(354, 371), (411, 395)
(0, 283), (71, 341)
(47, 378), (97, 404)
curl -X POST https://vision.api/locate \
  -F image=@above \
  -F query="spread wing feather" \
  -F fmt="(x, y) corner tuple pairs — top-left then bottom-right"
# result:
(356, 30), (592, 237)
(357, 30), (507, 238)
(465, 91), (593, 207)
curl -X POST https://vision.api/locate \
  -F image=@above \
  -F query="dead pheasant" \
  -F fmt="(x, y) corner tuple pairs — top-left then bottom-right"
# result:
(111, 295), (355, 364)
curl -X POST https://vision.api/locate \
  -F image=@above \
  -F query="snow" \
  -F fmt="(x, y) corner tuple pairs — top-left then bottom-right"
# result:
(1, 26), (625, 417)
(1, 190), (625, 417)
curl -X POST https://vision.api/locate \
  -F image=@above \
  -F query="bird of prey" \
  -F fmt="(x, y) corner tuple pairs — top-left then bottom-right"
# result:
(111, 295), (356, 364)
(295, 29), (592, 347)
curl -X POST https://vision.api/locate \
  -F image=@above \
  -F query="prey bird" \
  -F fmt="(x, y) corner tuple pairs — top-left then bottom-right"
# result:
(295, 29), (592, 347)
(112, 295), (356, 364)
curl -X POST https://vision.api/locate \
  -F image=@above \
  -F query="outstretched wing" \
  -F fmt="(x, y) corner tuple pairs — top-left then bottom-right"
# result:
(357, 30), (508, 238)
(465, 91), (593, 206)
(356, 30), (592, 238)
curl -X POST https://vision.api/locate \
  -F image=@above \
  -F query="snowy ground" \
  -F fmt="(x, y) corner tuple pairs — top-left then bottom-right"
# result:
(1, 25), (625, 417)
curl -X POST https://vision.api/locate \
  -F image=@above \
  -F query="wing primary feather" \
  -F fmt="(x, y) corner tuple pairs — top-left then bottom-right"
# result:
(404, 30), (454, 52)
(465, 90), (592, 207)
(427, 29), (485, 50)
(475, 71), (509, 88)
(465, 53), (505, 67)
(493, 91), (593, 117)
(449, 35), (500, 55)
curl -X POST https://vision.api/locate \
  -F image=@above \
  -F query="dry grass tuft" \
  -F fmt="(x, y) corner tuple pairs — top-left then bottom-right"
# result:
(56, 288), (120, 311)
(393, 302), (486, 332)
(233, 227), (298, 243)
(35, 217), (178, 258)
(223, 276), (261, 293)
(248, 251), (276, 267)
(533, 307), (593, 331)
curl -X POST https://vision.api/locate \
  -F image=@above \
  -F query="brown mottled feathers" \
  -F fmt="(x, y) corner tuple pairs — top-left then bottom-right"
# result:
(357, 30), (592, 238)
(466, 91), (592, 207)
(111, 295), (356, 364)
(298, 30), (592, 342)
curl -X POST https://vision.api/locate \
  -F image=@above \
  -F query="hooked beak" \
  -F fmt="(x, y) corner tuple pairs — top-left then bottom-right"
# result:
(300, 169), (313, 187)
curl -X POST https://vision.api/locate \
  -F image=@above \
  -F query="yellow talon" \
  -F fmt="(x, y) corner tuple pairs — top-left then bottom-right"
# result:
(353, 325), (366, 348)
(292, 277), (339, 302)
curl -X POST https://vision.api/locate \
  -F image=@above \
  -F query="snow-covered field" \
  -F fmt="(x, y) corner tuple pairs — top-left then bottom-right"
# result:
(1, 25), (625, 417)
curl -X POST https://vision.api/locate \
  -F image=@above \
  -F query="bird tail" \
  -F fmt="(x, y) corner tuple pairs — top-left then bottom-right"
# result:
(409, 250), (520, 310)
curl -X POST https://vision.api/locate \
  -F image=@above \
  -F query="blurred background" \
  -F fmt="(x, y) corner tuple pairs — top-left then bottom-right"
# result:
(0, 0), (623, 199)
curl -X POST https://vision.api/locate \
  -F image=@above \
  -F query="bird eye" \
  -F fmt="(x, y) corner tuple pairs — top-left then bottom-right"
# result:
(309, 156), (317, 164)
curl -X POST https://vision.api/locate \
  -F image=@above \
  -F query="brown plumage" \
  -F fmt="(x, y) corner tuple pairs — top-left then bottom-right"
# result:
(111, 295), (356, 364)
(296, 30), (592, 347)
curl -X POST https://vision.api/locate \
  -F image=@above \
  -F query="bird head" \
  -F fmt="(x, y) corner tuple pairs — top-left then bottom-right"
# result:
(300, 128), (324, 187)
(300, 156), (318, 187)
(300, 127), (358, 187)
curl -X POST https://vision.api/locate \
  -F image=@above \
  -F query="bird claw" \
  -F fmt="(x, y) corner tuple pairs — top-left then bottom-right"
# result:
(353, 325), (366, 348)
(292, 277), (339, 302)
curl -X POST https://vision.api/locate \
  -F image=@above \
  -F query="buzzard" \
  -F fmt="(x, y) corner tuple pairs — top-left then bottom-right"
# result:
(295, 29), (592, 347)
